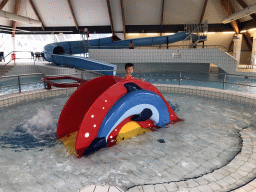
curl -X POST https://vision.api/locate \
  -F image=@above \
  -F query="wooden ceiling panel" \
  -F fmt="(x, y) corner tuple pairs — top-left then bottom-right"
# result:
(71, 0), (110, 26)
(0, 0), (254, 33)
(15, 0), (41, 27)
(124, 0), (162, 25)
(31, 0), (74, 27)
(164, 0), (205, 24)
(202, 0), (228, 23)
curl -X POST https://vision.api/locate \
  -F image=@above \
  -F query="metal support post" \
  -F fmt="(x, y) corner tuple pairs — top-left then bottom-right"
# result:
(18, 76), (21, 93)
(223, 74), (226, 90)
(179, 72), (182, 85)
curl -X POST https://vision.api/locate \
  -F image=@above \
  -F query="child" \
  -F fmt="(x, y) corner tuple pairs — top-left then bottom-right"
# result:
(124, 63), (134, 80)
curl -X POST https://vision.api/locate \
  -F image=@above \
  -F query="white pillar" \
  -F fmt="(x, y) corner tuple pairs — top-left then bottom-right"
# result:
(11, 36), (16, 52)
(233, 34), (242, 65)
(57, 33), (65, 42)
(251, 31), (256, 66)
(11, 36), (16, 65)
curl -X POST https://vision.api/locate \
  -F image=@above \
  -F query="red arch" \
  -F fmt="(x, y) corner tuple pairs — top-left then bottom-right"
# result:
(56, 76), (124, 139)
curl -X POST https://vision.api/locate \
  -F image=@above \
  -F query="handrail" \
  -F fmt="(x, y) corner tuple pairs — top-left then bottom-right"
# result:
(0, 73), (43, 79)
(2, 51), (37, 66)
(182, 27), (199, 42)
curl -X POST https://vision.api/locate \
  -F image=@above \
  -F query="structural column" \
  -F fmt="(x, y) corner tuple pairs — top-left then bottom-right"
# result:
(233, 34), (242, 65)
(11, 36), (16, 65)
(251, 31), (256, 66)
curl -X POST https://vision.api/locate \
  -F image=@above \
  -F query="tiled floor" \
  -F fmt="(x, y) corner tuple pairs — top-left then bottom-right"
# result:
(79, 122), (256, 192)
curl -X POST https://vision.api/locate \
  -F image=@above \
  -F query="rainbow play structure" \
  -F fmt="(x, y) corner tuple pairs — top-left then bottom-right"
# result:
(56, 76), (182, 157)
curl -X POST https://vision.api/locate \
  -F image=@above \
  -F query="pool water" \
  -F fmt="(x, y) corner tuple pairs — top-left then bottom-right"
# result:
(0, 93), (255, 191)
(117, 71), (256, 94)
(0, 76), (44, 95)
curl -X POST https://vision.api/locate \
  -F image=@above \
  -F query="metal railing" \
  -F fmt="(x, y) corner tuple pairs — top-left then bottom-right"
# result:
(2, 51), (37, 66)
(1, 70), (256, 95)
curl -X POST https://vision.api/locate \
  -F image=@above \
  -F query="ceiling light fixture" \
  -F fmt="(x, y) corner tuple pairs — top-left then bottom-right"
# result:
(222, 3), (256, 24)
(128, 33), (140, 35)
(164, 33), (175, 35)
(0, 10), (42, 26)
(146, 33), (159, 35)
(222, 31), (235, 34)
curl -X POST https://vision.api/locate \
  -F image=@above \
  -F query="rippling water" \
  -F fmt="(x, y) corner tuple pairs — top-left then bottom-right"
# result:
(0, 93), (255, 191)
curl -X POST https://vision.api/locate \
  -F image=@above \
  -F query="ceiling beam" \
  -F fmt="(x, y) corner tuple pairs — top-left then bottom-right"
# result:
(243, 32), (252, 51)
(160, 0), (165, 36)
(235, 0), (256, 20)
(12, 0), (21, 37)
(219, 0), (239, 34)
(234, 0), (253, 51)
(0, 0), (10, 10)
(120, 0), (126, 39)
(28, 0), (45, 30)
(106, 0), (114, 35)
(199, 0), (208, 23)
(67, 0), (79, 30)
(228, 39), (234, 52)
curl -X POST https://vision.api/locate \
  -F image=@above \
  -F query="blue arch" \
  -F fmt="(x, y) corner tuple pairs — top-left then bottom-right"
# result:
(97, 90), (170, 139)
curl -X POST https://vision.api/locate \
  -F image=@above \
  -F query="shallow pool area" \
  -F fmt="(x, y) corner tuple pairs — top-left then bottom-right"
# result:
(0, 90), (256, 192)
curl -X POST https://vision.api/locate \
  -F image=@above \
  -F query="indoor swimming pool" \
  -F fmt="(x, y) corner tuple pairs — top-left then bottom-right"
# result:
(0, 91), (255, 191)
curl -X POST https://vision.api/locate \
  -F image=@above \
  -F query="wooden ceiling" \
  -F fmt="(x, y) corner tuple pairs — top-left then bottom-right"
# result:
(0, 0), (255, 36)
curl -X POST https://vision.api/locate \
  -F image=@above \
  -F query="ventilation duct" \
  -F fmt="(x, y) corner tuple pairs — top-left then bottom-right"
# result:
(0, 10), (42, 26)
(222, 4), (256, 24)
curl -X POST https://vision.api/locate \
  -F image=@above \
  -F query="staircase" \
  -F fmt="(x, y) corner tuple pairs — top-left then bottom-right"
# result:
(0, 65), (14, 77)
(183, 21), (208, 48)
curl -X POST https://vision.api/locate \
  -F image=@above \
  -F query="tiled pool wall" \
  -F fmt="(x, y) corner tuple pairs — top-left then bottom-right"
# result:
(155, 84), (256, 105)
(0, 87), (77, 108)
(1, 84), (255, 108)
(89, 48), (238, 74)
(4, 65), (77, 76)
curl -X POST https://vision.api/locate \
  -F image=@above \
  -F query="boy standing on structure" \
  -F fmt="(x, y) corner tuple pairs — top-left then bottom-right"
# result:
(124, 63), (134, 80)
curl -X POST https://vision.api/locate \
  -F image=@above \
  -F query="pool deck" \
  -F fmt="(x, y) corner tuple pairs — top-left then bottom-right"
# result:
(237, 65), (256, 74)
(1, 61), (256, 192)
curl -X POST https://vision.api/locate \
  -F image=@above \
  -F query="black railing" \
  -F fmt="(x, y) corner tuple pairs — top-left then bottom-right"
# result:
(0, 70), (256, 95)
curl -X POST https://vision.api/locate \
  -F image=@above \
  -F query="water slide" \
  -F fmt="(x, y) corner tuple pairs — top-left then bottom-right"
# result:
(43, 32), (188, 76)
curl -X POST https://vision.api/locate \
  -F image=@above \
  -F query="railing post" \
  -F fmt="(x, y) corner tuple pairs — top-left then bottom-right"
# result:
(43, 74), (47, 89)
(223, 74), (226, 90)
(179, 72), (182, 85)
(81, 72), (83, 79)
(18, 75), (21, 93)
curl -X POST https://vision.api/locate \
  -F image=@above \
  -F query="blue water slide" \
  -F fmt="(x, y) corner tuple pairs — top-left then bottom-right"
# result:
(43, 32), (188, 75)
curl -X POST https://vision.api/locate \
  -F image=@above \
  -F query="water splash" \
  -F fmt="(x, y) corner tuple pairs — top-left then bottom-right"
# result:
(23, 106), (55, 138)
(167, 99), (179, 112)
(0, 106), (57, 149)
